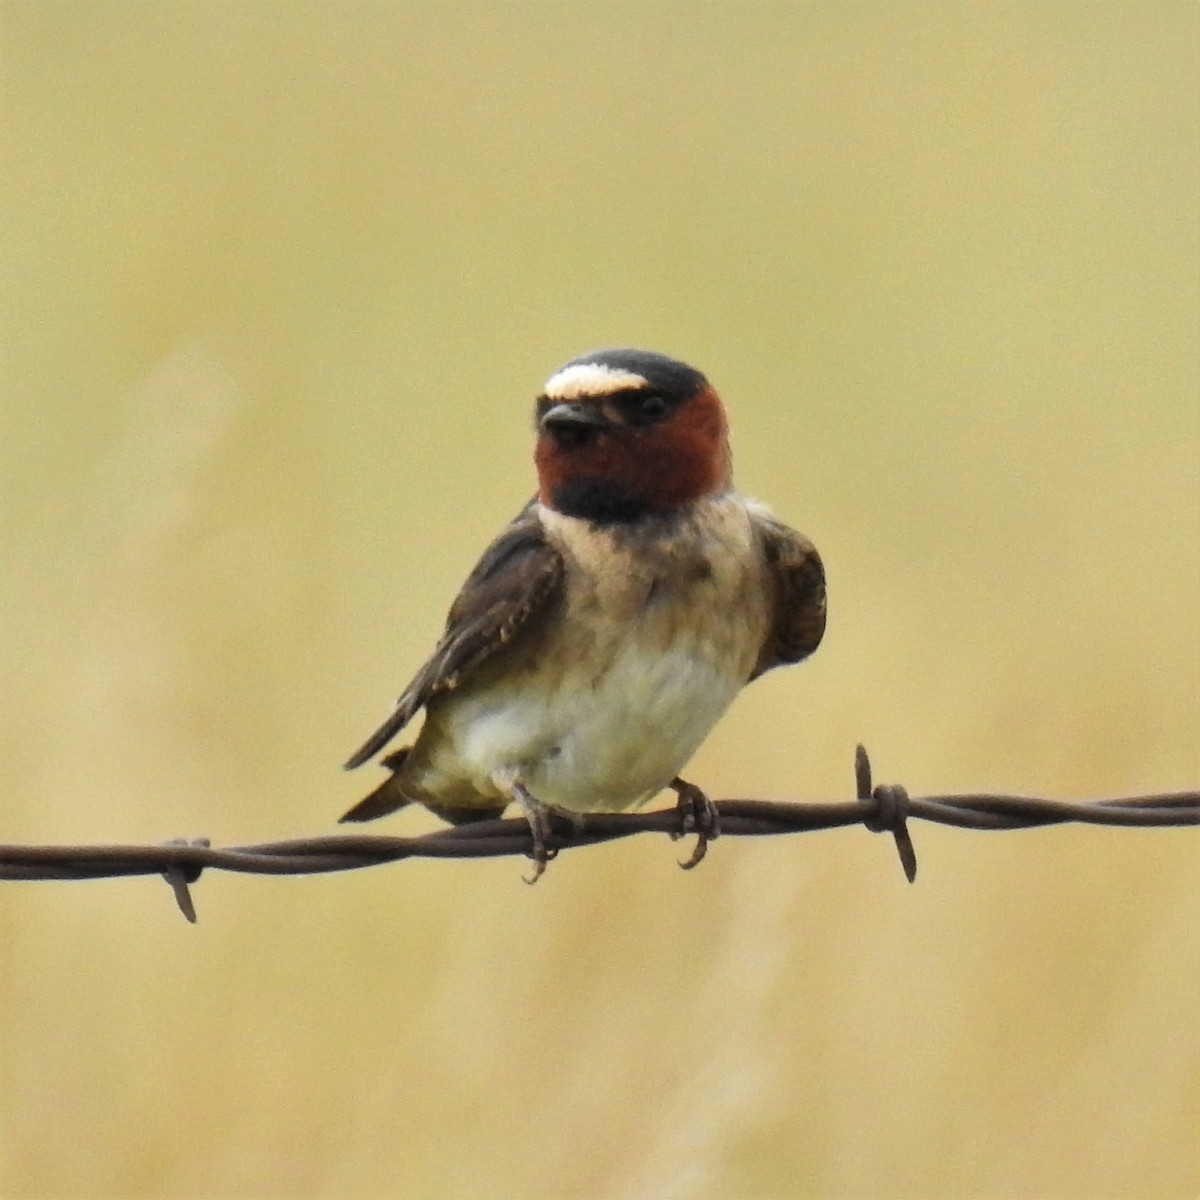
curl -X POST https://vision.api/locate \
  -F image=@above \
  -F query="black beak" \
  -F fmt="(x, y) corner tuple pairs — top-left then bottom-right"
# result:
(539, 402), (610, 434)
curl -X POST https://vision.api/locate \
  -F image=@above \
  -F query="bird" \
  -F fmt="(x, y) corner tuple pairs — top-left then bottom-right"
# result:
(341, 348), (826, 880)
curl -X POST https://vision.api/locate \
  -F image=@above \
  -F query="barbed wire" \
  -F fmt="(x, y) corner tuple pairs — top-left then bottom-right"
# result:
(1, 747), (1195, 922)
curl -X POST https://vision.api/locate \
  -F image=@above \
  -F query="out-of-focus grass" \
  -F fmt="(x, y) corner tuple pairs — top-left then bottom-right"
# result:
(1, 5), (1197, 1198)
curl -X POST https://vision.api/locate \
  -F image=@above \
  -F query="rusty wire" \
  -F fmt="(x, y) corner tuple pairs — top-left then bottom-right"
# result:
(1, 747), (1196, 923)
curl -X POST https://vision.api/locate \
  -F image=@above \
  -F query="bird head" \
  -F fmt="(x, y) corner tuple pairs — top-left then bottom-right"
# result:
(533, 349), (732, 524)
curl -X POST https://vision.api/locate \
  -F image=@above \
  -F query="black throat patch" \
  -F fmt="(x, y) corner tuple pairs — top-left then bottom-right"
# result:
(549, 477), (654, 525)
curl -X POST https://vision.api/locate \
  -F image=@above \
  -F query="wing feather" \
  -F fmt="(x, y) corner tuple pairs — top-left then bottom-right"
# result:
(344, 501), (564, 768)
(751, 510), (827, 679)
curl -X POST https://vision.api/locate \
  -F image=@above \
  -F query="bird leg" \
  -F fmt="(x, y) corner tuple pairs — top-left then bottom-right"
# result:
(669, 776), (720, 869)
(493, 771), (584, 884)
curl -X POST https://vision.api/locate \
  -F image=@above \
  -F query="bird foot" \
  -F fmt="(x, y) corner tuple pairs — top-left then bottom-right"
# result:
(669, 776), (720, 869)
(510, 782), (584, 884)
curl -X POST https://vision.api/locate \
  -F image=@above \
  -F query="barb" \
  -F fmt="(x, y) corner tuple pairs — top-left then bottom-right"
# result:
(1, 747), (1195, 922)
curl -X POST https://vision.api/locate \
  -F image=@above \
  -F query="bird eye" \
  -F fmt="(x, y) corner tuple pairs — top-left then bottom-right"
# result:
(639, 393), (670, 420)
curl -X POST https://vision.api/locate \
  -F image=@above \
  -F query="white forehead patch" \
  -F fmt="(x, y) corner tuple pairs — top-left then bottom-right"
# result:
(542, 362), (649, 401)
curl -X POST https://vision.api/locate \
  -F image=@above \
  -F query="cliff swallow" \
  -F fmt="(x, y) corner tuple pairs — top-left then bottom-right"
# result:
(342, 348), (826, 880)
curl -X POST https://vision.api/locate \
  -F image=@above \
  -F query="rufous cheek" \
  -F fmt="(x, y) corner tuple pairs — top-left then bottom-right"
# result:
(636, 386), (730, 506)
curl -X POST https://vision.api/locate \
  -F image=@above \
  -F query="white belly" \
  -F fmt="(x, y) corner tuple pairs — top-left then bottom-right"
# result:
(453, 640), (748, 810)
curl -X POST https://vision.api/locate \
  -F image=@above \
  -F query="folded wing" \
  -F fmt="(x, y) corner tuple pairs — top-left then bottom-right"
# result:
(750, 510), (827, 679)
(344, 501), (565, 768)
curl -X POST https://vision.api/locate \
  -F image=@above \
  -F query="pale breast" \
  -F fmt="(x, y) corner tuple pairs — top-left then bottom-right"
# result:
(417, 493), (772, 812)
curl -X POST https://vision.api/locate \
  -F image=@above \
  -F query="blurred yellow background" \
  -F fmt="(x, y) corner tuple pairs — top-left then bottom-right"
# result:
(2, 4), (1197, 1198)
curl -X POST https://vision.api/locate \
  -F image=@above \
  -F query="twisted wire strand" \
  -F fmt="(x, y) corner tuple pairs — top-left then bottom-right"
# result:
(1, 747), (1195, 922)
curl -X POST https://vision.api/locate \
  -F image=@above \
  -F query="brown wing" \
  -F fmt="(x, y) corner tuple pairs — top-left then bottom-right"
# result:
(750, 510), (827, 679)
(344, 500), (564, 768)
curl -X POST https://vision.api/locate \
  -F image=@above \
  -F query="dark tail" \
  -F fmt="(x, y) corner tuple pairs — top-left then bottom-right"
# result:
(339, 749), (414, 823)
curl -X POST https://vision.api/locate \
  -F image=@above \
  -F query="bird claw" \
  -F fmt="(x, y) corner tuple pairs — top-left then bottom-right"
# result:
(669, 776), (720, 869)
(511, 783), (583, 884)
